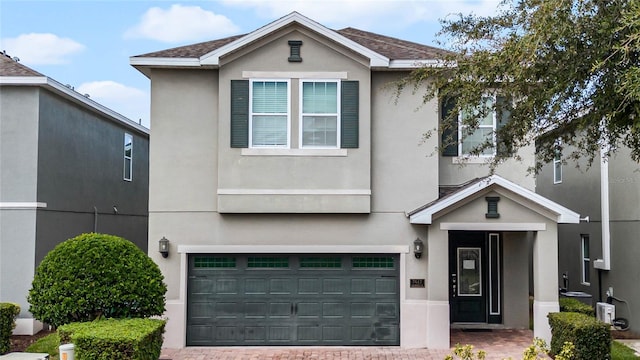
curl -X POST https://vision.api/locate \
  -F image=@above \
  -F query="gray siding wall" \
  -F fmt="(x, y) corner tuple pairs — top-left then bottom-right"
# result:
(0, 87), (40, 317)
(35, 89), (149, 261)
(537, 148), (640, 333)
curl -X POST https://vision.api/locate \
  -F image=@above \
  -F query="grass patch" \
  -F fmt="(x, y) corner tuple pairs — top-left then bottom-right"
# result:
(26, 332), (59, 360)
(612, 340), (640, 360)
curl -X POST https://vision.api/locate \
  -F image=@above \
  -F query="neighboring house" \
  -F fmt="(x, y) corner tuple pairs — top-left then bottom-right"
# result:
(0, 54), (150, 335)
(537, 145), (640, 334)
(130, 12), (579, 349)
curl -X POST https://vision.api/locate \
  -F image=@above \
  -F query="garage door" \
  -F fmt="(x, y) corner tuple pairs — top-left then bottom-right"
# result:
(187, 254), (399, 346)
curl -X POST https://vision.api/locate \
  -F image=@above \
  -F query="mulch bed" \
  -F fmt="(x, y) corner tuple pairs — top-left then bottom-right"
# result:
(9, 330), (55, 353)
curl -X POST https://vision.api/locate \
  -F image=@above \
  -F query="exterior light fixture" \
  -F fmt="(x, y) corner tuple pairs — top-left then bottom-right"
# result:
(159, 237), (170, 258)
(413, 238), (424, 259)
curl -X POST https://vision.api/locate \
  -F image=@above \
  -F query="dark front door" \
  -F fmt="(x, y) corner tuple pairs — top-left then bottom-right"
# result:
(449, 231), (488, 323)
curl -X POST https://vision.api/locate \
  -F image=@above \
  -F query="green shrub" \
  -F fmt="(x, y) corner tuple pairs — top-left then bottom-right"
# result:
(28, 233), (167, 327)
(559, 297), (595, 316)
(26, 333), (60, 359)
(58, 318), (165, 360)
(548, 312), (611, 359)
(0, 302), (20, 354)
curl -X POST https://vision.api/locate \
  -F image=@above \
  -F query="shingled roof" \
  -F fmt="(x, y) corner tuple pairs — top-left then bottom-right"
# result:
(0, 54), (44, 77)
(132, 25), (448, 61)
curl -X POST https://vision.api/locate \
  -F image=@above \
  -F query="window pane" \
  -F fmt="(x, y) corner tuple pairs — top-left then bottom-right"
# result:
(458, 248), (481, 296)
(462, 127), (494, 155)
(252, 115), (287, 146)
(124, 158), (132, 180)
(253, 81), (287, 113)
(461, 97), (493, 126)
(302, 116), (337, 147)
(303, 82), (337, 113)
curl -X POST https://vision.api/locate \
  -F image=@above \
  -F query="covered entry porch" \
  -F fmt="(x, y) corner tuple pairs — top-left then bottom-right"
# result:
(408, 176), (580, 349)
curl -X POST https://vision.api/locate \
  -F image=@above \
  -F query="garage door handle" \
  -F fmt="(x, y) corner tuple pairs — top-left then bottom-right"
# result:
(290, 303), (298, 315)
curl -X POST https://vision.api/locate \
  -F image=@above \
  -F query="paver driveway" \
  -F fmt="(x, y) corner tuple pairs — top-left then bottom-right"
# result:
(160, 329), (541, 360)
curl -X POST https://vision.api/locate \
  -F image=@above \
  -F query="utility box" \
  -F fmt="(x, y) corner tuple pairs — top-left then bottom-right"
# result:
(596, 302), (615, 324)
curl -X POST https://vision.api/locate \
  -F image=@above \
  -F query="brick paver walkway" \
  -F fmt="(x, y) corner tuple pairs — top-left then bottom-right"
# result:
(160, 329), (541, 360)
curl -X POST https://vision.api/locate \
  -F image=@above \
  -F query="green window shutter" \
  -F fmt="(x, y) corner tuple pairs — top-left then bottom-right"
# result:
(230, 80), (249, 148)
(341, 80), (359, 148)
(495, 95), (512, 156)
(441, 97), (458, 156)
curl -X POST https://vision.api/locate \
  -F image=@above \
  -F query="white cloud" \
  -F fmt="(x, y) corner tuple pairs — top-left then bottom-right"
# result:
(0, 33), (84, 65)
(221, 0), (501, 31)
(125, 4), (240, 43)
(77, 81), (150, 128)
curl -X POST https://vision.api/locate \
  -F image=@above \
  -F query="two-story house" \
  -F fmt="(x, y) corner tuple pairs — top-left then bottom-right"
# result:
(0, 54), (150, 335)
(130, 12), (580, 349)
(538, 145), (640, 334)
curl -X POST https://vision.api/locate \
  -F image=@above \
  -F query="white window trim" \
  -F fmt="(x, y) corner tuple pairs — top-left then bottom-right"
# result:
(458, 95), (497, 158)
(299, 79), (341, 149)
(554, 142), (563, 184)
(249, 79), (291, 149)
(581, 234), (590, 285)
(124, 133), (133, 181)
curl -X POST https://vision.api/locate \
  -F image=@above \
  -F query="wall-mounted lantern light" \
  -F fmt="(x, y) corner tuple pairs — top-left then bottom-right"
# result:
(159, 237), (170, 258)
(413, 238), (424, 259)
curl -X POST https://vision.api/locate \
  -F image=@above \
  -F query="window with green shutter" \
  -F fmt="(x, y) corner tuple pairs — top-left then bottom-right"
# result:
(230, 78), (358, 150)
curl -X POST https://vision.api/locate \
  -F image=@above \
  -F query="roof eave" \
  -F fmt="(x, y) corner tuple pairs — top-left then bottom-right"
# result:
(1, 76), (149, 135)
(199, 12), (390, 68)
(408, 175), (581, 225)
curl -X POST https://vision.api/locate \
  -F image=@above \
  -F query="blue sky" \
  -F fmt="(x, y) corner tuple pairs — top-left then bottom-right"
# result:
(1, 0), (501, 128)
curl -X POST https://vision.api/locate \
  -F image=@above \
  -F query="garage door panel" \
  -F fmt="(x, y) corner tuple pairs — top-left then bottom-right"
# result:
(187, 254), (399, 346)
(269, 278), (294, 294)
(375, 278), (398, 294)
(322, 278), (346, 294)
(244, 302), (267, 318)
(297, 302), (321, 318)
(298, 278), (320, 294)
(245, 278), (267, 294)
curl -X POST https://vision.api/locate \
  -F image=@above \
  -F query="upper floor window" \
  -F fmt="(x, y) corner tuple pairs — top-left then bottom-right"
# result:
(459, 97), (496, 157)
(554, 141), (562, 184)
(124, 133), (133, 181)
(231, 79), (359, 150)
(301, 80), (340, 148)
(250, 80), (290, 148)
(581, 234), (590, 285)
(441, 95), (510, 158)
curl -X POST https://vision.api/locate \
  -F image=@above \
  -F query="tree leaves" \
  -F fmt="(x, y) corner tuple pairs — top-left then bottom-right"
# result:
(408, 0), (640, 171)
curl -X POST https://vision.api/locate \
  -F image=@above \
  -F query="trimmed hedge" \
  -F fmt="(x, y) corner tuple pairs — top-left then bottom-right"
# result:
(548, 312), (611, 359)
(28, 233), (166, 327)
(0, 302), (20, 354)
(559, 297), (595, 316)
(58, 318), (165, 360)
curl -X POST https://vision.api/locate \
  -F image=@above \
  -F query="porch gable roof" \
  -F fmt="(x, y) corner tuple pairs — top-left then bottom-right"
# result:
(408, 175), (580, 225)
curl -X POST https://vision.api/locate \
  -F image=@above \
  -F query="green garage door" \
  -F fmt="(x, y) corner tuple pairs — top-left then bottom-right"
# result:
(187, 254), (399, 346)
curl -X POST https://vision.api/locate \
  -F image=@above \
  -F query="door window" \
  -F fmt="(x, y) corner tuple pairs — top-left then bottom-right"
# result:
(458, 247), (482, 296)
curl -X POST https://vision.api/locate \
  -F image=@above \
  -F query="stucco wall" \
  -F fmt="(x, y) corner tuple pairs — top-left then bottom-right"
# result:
(35, 90), (149, 255)
(0, 86), (40, 317)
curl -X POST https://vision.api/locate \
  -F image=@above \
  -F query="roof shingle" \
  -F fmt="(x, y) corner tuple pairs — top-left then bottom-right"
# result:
(132, 27), (448, 61)
(0, 54), (44, 77)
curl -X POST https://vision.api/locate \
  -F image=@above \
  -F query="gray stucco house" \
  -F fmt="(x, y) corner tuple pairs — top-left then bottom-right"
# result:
(0, 54), (150, 335)
(130, 12), (580, 349)
(537, 145), (640, 334)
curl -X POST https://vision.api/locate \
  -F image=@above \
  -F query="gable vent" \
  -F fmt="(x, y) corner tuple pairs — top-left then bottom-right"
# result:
(288, 40), (303, 62)
(486, 196), (500, 218)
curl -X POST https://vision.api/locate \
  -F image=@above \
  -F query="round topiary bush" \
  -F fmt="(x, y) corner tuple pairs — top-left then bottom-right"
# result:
(28, 233), (166, 327)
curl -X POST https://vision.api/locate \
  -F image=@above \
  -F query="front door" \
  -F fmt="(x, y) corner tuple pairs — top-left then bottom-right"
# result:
(449, 231), (488, 323)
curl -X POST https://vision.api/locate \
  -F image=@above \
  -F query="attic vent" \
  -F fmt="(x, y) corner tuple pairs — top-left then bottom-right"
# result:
(485, 196), (500, 218)
(288, 40), (303, 62)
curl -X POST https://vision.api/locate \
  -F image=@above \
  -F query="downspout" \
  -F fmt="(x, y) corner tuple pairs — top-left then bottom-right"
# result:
(594, 148), (611, 271)
(93, 206), (98, 233)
